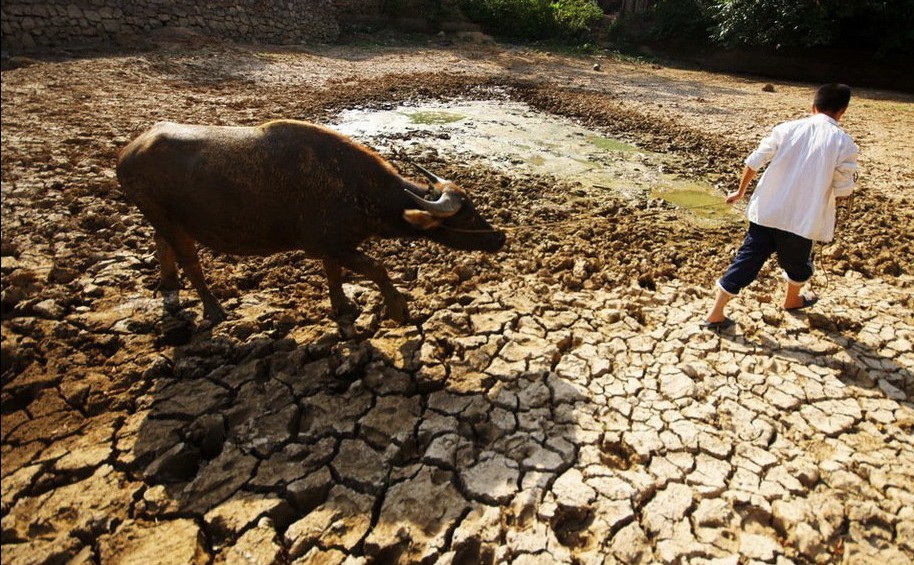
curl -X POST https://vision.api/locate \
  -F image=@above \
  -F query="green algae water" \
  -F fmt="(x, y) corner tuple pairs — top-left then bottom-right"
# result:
(589, 136), (637, 152)
(405, 111), (465, 125)
(653, 182), (738, 224)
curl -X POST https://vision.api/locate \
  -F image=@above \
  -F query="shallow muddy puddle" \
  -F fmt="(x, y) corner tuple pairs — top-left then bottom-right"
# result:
(652, 181), (737, 225)
(332, 98), (738, 224)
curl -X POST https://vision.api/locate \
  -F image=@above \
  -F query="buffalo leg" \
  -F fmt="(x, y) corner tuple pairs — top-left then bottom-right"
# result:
(322, 259), (359, 319)
(154, 232), (181, 313)
(338, 252), (408, 323)
(167, 231), (227, 324)
(154, 233), (181, 290)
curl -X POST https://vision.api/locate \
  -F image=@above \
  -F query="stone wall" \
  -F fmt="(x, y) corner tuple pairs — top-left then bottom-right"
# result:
(1, 0), (344, 50)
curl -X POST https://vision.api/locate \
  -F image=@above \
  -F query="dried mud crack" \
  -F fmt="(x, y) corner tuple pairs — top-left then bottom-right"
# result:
(2, 40), (913, 564)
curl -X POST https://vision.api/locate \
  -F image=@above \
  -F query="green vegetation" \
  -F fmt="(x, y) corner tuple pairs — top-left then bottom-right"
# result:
(378, 1), (911, 56)
(459, 0), (604, 40)
(589, 136), (637, 152)
(383, 0), (464, 22)
(712, 0), (914, 55)
(405, 110), (466, 124)
(606, 0), (913, 56)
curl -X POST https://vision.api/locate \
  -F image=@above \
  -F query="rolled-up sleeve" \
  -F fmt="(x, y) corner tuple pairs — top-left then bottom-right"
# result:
(832, 144), (859, 197)
(745, 129), (780, 171)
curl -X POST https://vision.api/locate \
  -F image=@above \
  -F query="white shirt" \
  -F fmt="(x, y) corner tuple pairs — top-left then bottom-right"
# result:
(745, 113), (858, 242)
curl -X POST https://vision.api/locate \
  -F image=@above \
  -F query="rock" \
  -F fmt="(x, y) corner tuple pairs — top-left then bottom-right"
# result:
(138, 484), (182, 516)
(299, 388), (372, 439)
(160, 317), (193, 346)
(251, 438), (335, 489)
(659, 369), (695, 400)
(152, 378), (231, 419)
(1, 464), (42, 512)
(284, 486), (374, 559)
(470, 309), (517, 334)
(623, 429), (664, 459)
(41, 413), (117, 474)
(98, 519), (209, 564)
(359, 394), (422, 449)
(739, 532), (782, 561)
(552, 468), (596, 508)
(642, 482), (694, 537)
(460, 452), (520, 504)
(331, 439), (387, 492)
(793, 521), (827, 561)
(32, 298), (65, 319)
(3, 465), (139, 544)
(234, 403), (299, 457)
(187, 413), (226, 460)
(656, 520), (698, 562)
(0, 534), (84, 565)
(180, 445), (259, 514)
(363, 466), (468, 562)
(215, 520), (284, 564)
(286, 466), (334, 513)
(204, 494), (294, 544)
(2, 269), (43, 308)
(423, 433), (464, 468)
(144, 442), (201, 484)
(611, 522), (652, 564)
(692, 498), (732, 528)
(800, 401), (859, 435)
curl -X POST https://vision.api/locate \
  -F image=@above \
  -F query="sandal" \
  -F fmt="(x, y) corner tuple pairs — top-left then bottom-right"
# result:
(786, 294), (819, 311)
(700, 317), (735, 330)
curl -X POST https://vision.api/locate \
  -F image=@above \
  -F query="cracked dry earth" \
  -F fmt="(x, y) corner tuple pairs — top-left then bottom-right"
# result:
(2, 37), (914, 565)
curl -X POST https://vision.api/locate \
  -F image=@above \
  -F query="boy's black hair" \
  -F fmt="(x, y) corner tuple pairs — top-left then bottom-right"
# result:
(814, 83), (852, 114)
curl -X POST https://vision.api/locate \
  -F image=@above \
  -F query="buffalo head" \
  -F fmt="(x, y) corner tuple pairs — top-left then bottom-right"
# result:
(402, 162), (507, 253)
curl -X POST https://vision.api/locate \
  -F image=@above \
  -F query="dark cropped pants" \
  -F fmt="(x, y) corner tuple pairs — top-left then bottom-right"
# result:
(718, 222), (814, 295)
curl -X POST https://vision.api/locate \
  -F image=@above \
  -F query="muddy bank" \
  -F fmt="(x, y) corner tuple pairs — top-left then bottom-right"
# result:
(2, 39), (913, 564)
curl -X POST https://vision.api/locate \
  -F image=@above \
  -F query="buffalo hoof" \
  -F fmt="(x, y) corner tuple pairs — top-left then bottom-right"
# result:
(203, 302), (228, 325)
(161, 290), (181, 314)
(385, 296), (410, 324)
(331, 297), (361, 321)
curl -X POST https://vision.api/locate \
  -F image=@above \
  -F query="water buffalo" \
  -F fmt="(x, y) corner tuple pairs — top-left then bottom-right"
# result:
(116, 119), (506, 324)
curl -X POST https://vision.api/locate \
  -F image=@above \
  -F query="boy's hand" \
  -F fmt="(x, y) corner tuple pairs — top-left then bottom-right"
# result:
(728, 166), (756, 204)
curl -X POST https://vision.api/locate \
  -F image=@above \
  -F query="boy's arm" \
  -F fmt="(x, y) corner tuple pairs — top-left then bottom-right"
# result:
(833, 143), (859, 199)
(727, 166), (757, 203)
(731, 125), (779, 204)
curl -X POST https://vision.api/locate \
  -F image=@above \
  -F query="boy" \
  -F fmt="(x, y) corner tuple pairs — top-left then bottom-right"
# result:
(703, 83), (859, 329)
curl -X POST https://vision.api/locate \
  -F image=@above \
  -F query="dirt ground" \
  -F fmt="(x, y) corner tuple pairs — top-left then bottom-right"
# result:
(2, 34), (913, 564)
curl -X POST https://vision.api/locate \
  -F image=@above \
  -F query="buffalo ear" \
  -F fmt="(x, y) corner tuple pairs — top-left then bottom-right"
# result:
(403, 209), (442, 230)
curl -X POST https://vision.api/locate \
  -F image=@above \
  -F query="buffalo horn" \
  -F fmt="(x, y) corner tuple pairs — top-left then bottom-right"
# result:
(405, 188), (463, 217)
(410, 161), (447, 185)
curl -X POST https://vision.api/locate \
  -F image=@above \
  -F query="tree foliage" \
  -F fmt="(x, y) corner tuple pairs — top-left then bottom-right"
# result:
(460, 0), (604, 39)
(712, 0), (913, 54)
(712, 0), (831, 48)
(608, 0), (913, 55)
